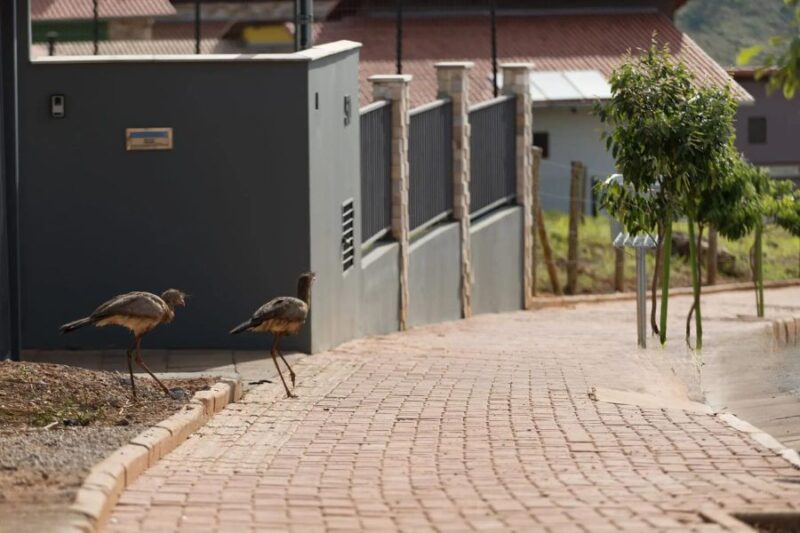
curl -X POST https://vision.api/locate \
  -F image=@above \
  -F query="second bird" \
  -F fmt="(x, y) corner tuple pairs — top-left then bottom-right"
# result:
(230, 272), (316, 398)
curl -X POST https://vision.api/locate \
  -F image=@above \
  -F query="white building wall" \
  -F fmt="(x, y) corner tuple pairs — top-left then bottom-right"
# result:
(532, 107), (616, 213)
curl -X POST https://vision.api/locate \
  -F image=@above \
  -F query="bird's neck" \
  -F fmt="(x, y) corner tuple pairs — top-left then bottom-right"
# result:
(297, 281), (312, 307)
(163, 305), (176, 323)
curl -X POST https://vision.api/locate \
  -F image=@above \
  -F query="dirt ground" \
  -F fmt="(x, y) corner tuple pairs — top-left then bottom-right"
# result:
(0, 361), (214, 524)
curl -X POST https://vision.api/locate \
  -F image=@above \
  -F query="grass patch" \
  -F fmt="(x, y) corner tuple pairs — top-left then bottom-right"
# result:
(535, 211), (799, 295)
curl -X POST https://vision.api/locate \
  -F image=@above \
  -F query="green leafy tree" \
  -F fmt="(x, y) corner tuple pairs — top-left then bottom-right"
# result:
(596, 41), (742, 349)
(737, 0), (800, 98)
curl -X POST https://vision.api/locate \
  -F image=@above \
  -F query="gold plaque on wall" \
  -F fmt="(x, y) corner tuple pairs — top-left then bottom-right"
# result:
(125, 128), (173, 151)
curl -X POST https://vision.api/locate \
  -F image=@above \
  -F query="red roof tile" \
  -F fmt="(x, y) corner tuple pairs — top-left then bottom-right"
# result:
(31, 0), (176, 21)
(315, 13), (750, 108)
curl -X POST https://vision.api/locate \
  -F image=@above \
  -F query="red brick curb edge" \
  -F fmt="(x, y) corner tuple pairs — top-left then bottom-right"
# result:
(66, 378), (243, 532)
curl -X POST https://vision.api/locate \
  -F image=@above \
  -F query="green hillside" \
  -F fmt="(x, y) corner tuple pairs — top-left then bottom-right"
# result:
(675, 0), (793, 67)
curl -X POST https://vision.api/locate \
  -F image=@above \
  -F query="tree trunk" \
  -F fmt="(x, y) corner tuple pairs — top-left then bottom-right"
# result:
(755, 224), (764, 318)
(650, 224), (664, 336)
(706, 227), (718, 285)
(659, 221), (672, 345)
(687, 216), (703, 350)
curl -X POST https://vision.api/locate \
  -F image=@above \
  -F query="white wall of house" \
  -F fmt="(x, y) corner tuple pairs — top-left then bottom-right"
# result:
(532, 106), (616, 214)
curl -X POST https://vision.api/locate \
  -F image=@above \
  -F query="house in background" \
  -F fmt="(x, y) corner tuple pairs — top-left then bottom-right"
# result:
(316, 0), (751, 213)
(730, 68), (800, 186)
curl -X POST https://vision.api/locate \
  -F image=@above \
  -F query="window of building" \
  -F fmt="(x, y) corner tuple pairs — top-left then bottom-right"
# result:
(533, 132), (549, 158)
(748, 117), (767, 144)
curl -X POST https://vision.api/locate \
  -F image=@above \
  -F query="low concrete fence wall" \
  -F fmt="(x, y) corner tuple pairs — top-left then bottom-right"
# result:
(408, 223), (462, 328)
(358, 242), (400, 338)
(471, 207), (524, 315)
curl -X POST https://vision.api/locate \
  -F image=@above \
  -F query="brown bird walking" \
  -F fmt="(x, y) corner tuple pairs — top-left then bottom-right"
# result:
(60, 289), (187, 399)
(230, 272), (316, 398)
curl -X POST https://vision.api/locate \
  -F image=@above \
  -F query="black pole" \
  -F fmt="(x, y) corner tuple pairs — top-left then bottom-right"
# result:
(491, 0), (498, 96)
(1, 0), (22, 361)
(46, 32), (57, 57)
(294, 0), (300, 51)
(194, 0), (201, 54)
(396, 0), (403, 74)
(92, 0), (99, 55)
(298, 0), (313, 50)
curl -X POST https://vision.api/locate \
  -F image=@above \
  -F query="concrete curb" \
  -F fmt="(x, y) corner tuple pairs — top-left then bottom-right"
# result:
(717, 412), (800, 470)
(530, 279), (800, 309)
(67, 378), (243, 532)
(769, 315), (800, 347)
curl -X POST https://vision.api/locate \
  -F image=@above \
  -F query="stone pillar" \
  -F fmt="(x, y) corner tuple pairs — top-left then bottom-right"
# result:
(501, 63), (534, 309)
(435, 62), (473, 318)
(369, 74), (412, 330)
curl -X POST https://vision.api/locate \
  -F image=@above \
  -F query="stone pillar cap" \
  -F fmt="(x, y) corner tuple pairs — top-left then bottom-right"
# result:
(434, 61), (474, 69)
(499, 62), (535, 70)
(368, 74), (413, 83)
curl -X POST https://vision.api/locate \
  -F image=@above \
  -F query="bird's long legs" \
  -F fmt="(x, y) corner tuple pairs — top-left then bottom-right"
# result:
(126, 342), (137, 399)
(271, 334), (294, 398)
(133, 337), (173, 398)
(276, 346), (296, 387)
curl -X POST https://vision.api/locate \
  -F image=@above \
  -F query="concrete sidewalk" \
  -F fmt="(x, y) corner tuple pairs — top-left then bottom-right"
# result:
(106, 287), (800, 532)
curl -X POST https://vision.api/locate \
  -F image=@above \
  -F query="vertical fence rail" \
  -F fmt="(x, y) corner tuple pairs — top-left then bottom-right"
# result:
(408, 99), (453, 231)
(360, 101), (393, 246)
(469, 95), (516, 216)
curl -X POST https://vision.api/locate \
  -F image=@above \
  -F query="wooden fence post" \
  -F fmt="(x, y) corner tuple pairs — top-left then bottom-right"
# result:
(565, 161), (583, 295)
(614, 248), (625, 292)
(531, 147), (542, 297)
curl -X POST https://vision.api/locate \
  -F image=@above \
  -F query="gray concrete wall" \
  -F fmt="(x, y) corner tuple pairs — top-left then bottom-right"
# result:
(408, 222), (461, 327)
(307, 48), (362, 352)
(470, 206), (523, 315)
(358, 242), (399, 338)
(734, 78), (800, 168)
(17, 58), (316, 351)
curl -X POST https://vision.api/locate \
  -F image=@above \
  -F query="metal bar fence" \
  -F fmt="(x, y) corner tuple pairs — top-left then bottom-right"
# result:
(408, 99), (453, 232)
(360, 101), (393, 246)
(469, 95), (516, 217)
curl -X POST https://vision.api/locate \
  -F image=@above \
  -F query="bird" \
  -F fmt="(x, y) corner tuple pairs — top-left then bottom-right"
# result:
(230, 272), (316, 398)
(60, 289), (188, 399)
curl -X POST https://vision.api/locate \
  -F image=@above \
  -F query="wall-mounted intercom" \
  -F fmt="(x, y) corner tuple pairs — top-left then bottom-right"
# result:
(50, 94), (65, 118)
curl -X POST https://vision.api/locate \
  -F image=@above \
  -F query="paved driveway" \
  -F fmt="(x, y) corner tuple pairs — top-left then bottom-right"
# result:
(107, 288), (800, 532)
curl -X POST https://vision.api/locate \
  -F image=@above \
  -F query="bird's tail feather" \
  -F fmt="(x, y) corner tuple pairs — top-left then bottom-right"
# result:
(229, 320), (252, 335)
(60, 317), (94, 334)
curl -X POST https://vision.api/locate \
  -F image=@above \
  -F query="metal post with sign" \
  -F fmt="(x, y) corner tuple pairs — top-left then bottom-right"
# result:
(606, 174), (658, 348)
(613, 233), (657, 348)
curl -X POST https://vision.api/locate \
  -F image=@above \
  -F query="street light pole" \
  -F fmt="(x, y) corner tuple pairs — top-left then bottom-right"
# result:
(92, 0), (99, 55)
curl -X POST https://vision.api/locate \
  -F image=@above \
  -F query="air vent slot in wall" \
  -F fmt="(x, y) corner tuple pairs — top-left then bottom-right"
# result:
(342, 199), (355, 272)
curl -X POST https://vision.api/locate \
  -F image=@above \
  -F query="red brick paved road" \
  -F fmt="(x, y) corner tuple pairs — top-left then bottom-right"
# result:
(107, 289), (800, 532)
